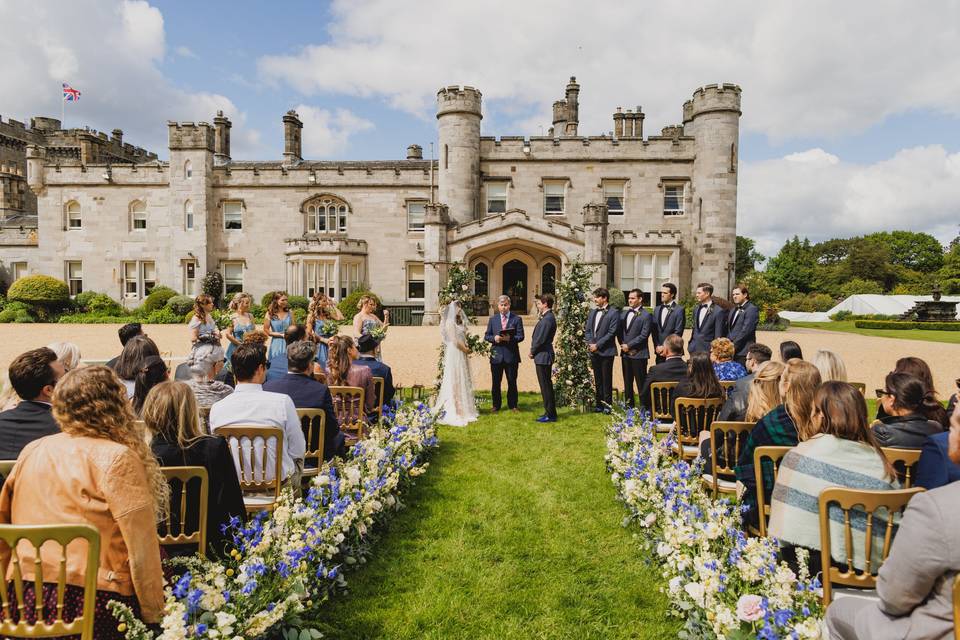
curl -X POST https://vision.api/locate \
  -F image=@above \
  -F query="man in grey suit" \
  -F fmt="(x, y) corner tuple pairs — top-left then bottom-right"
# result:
(726, 284), (760, 365)
(585, 287), (620, 413)
(529, 294), (557, 423)
(688, 282), (727, 354)
(618, 288), (652, 408)
(826, 402), (960, 639)
(653, 282), (685, 364)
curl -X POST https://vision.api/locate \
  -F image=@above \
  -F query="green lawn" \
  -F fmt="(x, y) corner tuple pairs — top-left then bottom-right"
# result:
(792, 320), (960, 344)
(318, 394), (678, 639)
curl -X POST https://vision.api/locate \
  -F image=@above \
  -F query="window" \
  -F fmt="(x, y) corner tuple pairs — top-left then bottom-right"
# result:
(184, 200), (194, 230)
(474, 263), (489, 298)
(543, 181), (565, 216)
(11, 262), (27, 282)
(619, 252), (673, 306)
(407, 263), (425, 301)
(663, 184), (685, 216)
(407, 200), (426, 231)
(123, 262), (138, 297)
(130, 201), (147, 230)
(223, 201), (243, 230)
(184, 160), (192, 180)
(340, 262), (362, 299)
(66, 261), (82, 295)
(306, 261), (336, 298)
(66, 201), (82, 229)
(304, 196), (349, 234)
(182, 260), (197, 295)
(486, 183), (507, 214)
(541, 262), (557, 295)
(141, 262), (156, 295)
(603, 181), (625, 215)
(121, 261), (154, 298)
(223, 262), (243, 295)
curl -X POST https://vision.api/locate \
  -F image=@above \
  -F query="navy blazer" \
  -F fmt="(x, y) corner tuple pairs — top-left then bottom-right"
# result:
(484, 313), (525, 365)
(353, 356), (395, 405)
(618, 307), (652, 360)
(727, 301), (760, 357)
(916, 431), (960, 490)
(652, 303), (685, 348)
(0, 401), (60, 460)
(262, 373), (342, 461)
(585, 306), (621, 358)
(689, 303), (728, 353)
(530, 311), (557, 366)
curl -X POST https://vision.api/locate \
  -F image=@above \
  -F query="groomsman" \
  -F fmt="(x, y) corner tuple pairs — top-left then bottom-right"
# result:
(618, 289), (652, 408)
(688, 282), (727, 354)
(726, 284), (760, 365)
(653, 282), (685, 363)
(585, 287), (620, 412)
(529, 294), (557, 422)
(484, 294), (524, 413)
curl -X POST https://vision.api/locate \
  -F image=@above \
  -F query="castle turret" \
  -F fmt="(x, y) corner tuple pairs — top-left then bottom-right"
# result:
(168, 121), (215, 289)
(421, 202), (451, 326)
(213, 111), (231, 165)
(583, 202), (609, 289)
(436, 86), (482, 225)
(683, 83), (742, 297)
(552, 100), (568, 134)
(282, 110), (303, 165)
(26, 145), (46, 195)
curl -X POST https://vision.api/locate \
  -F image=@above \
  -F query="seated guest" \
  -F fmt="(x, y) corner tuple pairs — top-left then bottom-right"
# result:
(915, 428), (960, 490)
(209, 343), (305, 484)
(871, 372), (943, 449)
(242, 329), (270, 346)
(0, 366), (166, 636)
(106, 322), (144, 370)
(183, 339), (233, 407)
(639, 334), (687, 413)
(263, 340), (345, 461)
(876, 356), (948, 428)
(670, 351), (725, 417)
(352, 334), (395, 406)
(826, 402), (960, 640)
(114, 335), (161, 399)
(47, 341), (82, 373)
(735, 359), (821, 529)
(327, 335), (377, 418)
(948, 382), (957, 418)
(769, 381), (899, 576)
(0, 373), (18, 412)
(812, 349), (847, 382)
(0, 348), (65, 460)
(717, 343), (772, 421)
(132, 355), (169, 416)
(710, 337), (747, 381)
(779, 340), (803, 362)
(265, 324), (306, 382)
(144, 381), (245, 558)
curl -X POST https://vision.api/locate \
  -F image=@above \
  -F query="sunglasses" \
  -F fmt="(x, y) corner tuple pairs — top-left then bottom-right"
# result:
(875, 389), (893, 399)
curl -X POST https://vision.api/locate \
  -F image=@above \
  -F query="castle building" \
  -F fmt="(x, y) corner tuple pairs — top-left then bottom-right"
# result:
(2, 78), (741, 323)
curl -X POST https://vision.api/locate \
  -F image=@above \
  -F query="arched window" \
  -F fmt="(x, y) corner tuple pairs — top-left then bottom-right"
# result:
(474, 263), (489, 298)
(66, 201), (81, 229)
(184, 200), (194, 230)
(541, 262), (557, 295)
(304, 195), (349, 234)
(184, 159), (192, 180)
(130, 200), (147, 231)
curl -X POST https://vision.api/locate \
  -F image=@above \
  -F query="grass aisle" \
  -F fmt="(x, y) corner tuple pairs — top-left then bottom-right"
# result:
(318, 393), (678, 639)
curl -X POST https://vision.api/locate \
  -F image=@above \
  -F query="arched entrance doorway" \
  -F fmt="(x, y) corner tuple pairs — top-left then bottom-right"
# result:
(502, 259), (528, 313)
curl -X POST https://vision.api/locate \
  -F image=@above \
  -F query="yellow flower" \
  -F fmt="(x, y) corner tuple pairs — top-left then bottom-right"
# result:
(226, 568), (235, 577)
(117, 623), (127, 633)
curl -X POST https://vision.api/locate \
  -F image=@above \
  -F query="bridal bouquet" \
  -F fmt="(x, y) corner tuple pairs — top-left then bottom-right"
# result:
(368, 324), (388, 342)
(464, 333), (490, 357)
(319, 320), (340, 337)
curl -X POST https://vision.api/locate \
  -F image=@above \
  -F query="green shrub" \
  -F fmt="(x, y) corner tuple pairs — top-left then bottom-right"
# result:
(249, 303), (265, 322)
(200, 272), (223, 306)
(830, 310), (853, 321)
(141, 286), (178, 312)
(288, 295), (309, 311)
(606, 287), (626, 310)
(338, 290), (377, 319)
(73, 292), (124, 316)
(8, 275), (70, 316)
(839, 278), (884, 298)
(165, 295), (195, 316)
(0, 293), (5, 310)
(854, 320), (960, 331)
(0, 301), (34, 323)
(779, 292), (835, 312)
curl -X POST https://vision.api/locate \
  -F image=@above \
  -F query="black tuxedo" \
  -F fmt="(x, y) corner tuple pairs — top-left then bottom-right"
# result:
(262, 373), (344, 460)
(652, 302), (685, 363)
(484, 313), (525, 410)
(688, 302), (728, 353)
(639, 357), (688, 412)
(618, 307), (652, 407)
(0, 401), (59, 460)
(726, 301), (760, 359)
(585, 306), (621, 409)
(530, 311), (557, 419)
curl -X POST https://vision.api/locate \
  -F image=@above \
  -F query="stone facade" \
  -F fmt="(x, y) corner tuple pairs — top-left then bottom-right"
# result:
(2, 79), (741, 321)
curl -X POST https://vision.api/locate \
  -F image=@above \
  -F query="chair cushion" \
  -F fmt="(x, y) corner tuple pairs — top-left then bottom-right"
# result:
(701, 474), (738, 492)
(832, 587), (879, 602)
(655, 423), (674, 433)
(243, 494), (278, 507)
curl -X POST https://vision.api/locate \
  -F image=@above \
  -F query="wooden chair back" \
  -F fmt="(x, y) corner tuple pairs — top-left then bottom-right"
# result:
(880, 447), (922, 489)
(216, 426), (283, 511)
(198, 406), (211, 431)
(704, 421), (755, 496)
(953, 573), (960, 640)
(159, 466), (208, 557)
(0, 461), (15, 484)
(329, 386), (366, 442)
(720, 380), (736, 394)
(0, 523), (100, 639)
(649, 382), (678, 422)
(819, 486), (923, 605)
(297, 409), (327, 477)
(410, 384), (425, 401)
(850, 382), (866, 395)
(371, 376), (386, 421)
(753, 445), (792, 537)
(673, 397), (724, 458)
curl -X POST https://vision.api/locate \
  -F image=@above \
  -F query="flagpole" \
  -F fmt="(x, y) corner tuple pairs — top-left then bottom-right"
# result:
(61, 82), (64, 128)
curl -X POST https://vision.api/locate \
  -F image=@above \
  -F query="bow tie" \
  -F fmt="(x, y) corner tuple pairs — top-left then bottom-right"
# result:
(736, 305), (744, 310)
(628, 309), (636, 314)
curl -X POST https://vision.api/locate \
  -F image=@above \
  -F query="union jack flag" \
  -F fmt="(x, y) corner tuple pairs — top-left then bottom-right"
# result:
(62, 83), (81, 102)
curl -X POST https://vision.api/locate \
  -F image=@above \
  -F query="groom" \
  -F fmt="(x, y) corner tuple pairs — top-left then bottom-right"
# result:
(484, 294), (524, 413)
(529, 293), (557, 423)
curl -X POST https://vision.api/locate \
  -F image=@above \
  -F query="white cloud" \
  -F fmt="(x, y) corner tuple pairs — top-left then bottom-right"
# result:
(740, 145), (960, 257)
(174, 45), (197, 59)
(294, 105), (374, 157)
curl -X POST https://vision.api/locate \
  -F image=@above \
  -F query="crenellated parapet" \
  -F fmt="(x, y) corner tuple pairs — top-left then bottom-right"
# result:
(436, 86), (482, 119)
(167, 121), (215, 151)
(682, 83), (742, 123)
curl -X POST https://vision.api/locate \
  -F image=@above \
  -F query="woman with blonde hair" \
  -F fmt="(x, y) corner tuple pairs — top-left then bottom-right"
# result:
(263, 291), (291, 362)
(306, 291), (343, 370)
(144, 381), (245, 558)
(46, 341), (82, 372)
(327, 335), (377, 418)
(223, 292), (255, 369)
(0, 366), (167, 636)
(812, 349), (847, 383)
(352, 294), (389, 362)
(710, 337), (747, 381)
(188, 294), (220, 344)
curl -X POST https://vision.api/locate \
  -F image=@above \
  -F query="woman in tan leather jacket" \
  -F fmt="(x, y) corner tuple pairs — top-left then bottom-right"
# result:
(0, 366), (169, 637)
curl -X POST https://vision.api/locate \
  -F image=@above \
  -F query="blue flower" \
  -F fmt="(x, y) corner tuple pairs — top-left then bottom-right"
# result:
(172, 572), (191, 598)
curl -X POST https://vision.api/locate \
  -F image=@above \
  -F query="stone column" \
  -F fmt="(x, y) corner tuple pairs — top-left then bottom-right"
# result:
(583, 202), (609, 290)
(422, 202), (450, 326)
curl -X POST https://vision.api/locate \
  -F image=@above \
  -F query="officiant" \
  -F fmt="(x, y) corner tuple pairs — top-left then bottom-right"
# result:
(484, 294), (525, 413)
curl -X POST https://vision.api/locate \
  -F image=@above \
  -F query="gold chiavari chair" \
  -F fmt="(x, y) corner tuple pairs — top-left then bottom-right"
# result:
(0, 523), (100, 639)
(649, 381), (679, 433)
(752, 445), (792, 537)
(672, 397), (724, 461)
(818, 486), (924, 605)
(297, 409), (327, 483)
(850, 382), (867, 395)
(0, 461), (15, 484)
(881, 447), (923, 489)
(720, 379), (737, 395)
(198, 406), (212, 432)
(329, 386), (366, 444)
(159, 466), (209, 558)
(216, 426), (284, 513)
(702, 421), (755, 497)
(371, 376), (386, 422)
(953, 574), (960, 640)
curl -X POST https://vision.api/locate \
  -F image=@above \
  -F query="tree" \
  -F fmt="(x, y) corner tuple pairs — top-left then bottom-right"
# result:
(764, 236), (817, 295)
(844, 238), (895, 290)
(735, 236), (764, 279)
(200, 271), (224, 307)
(813, 238), (854, 265)
(865, 231), (944, 273)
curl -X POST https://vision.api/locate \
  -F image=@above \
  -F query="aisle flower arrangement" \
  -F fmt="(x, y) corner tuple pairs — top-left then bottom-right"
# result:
(553, 257), (596, 408)
(110, 402), (439, 639)
(605, 409), (824, 639)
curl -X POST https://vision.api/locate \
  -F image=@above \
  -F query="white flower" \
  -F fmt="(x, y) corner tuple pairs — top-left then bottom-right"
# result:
(643, 513), (657, 527)
(683, 582), (705, 606)
(668, 576), (683, 594)
(736, 594), (764, 622)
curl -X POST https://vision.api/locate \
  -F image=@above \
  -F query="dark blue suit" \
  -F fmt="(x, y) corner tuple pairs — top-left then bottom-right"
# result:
(265, 353), (288, 382)
(484, 312), (525, 410)
(726, 301), (760, 359)
(916, 432), (960, 490)
(530, 310), (557, 419)
(618, 307), (652, 408)
(688, 302), (728, 354)
(653, 302), (686, 362)
(262, 372), (343, 460)
(353, 355), (395, 406)
(585, 306), (620, 409)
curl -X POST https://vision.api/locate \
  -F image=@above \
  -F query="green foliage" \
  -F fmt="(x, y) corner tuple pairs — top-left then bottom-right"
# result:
(866, 230), (945, 273)
(554, 258), (595, 408)
(778, 292), (835, 312)
(831, 310), (853, 320)
(338, 290), (377, 319)
(854, 320), (960, 331)
(141, 285), (178, 312)
(200, 272), (223, 306)
(838, 278), (884, 297)
(438, 262), (477, 308)
(845, 238), (894, 289)
(72, 291), (124, 315)
(739, 272), (783, 311)
(288, 295), (309, 311)
(765, 236), (817, 295)
(735, 235), (764, 278)
(0, 301), (34, 323)
(165, 295), (195, 316)
(8, 275), (70, 307)
(606, 287), (625, 310)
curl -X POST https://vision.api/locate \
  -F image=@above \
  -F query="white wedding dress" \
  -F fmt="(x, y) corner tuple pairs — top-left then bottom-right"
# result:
(433, 304), (479, 427)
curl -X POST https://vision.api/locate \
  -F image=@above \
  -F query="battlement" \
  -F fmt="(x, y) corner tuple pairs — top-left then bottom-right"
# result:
(436, 86), (482, 118)
(478, 134), (695, 160)
(682, 83), (742, 123)
(167, 121), (215, 151)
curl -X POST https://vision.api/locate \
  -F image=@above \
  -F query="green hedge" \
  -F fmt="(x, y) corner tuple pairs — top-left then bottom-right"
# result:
(854, 320), (960, 331)
(165, 295), (195, 316)
(141, 286), (178, 312)
(8, 275), (70, 308)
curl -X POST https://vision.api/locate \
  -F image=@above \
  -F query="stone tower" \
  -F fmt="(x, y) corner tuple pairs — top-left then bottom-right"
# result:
(683, 83), (741, 298)
(436, 86), (482, 225)
(168, 121), (215, 283)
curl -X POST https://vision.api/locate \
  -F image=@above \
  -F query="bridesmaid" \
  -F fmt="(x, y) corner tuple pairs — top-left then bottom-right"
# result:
(306, 292), (343, 371)
(188, 294), (220, 344)
(263, 291), (292, 362)
(352, 294), (389, 362)
(223, 292), (255, 368)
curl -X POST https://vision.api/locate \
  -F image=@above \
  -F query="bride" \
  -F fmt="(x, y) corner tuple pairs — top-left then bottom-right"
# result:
(433, 301), (478, 427)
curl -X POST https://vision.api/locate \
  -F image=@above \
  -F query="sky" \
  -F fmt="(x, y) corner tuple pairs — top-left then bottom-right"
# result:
(1, 0), (958, 259)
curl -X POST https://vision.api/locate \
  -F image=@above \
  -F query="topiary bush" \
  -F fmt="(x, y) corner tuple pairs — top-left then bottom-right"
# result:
(338, 290), (377, 319)
(288, 295), (309, 311)
(165, 295), (195, 316)
(141, 286), (178, 312)
(0, 301), (34, 323)
(200, 272), (223, 307)
(606, 287), (626, 310)
(7, 275), (71, 320)
(71, 292), (124, 316)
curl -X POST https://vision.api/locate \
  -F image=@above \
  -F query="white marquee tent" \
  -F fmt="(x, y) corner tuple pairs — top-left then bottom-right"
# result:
(779, 294), (960, 323)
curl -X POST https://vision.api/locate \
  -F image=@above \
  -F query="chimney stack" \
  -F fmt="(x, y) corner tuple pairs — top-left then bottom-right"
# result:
(282, 110), (303, 165)
(214, 110), (232, 165)
(406, 144), (423, 160)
